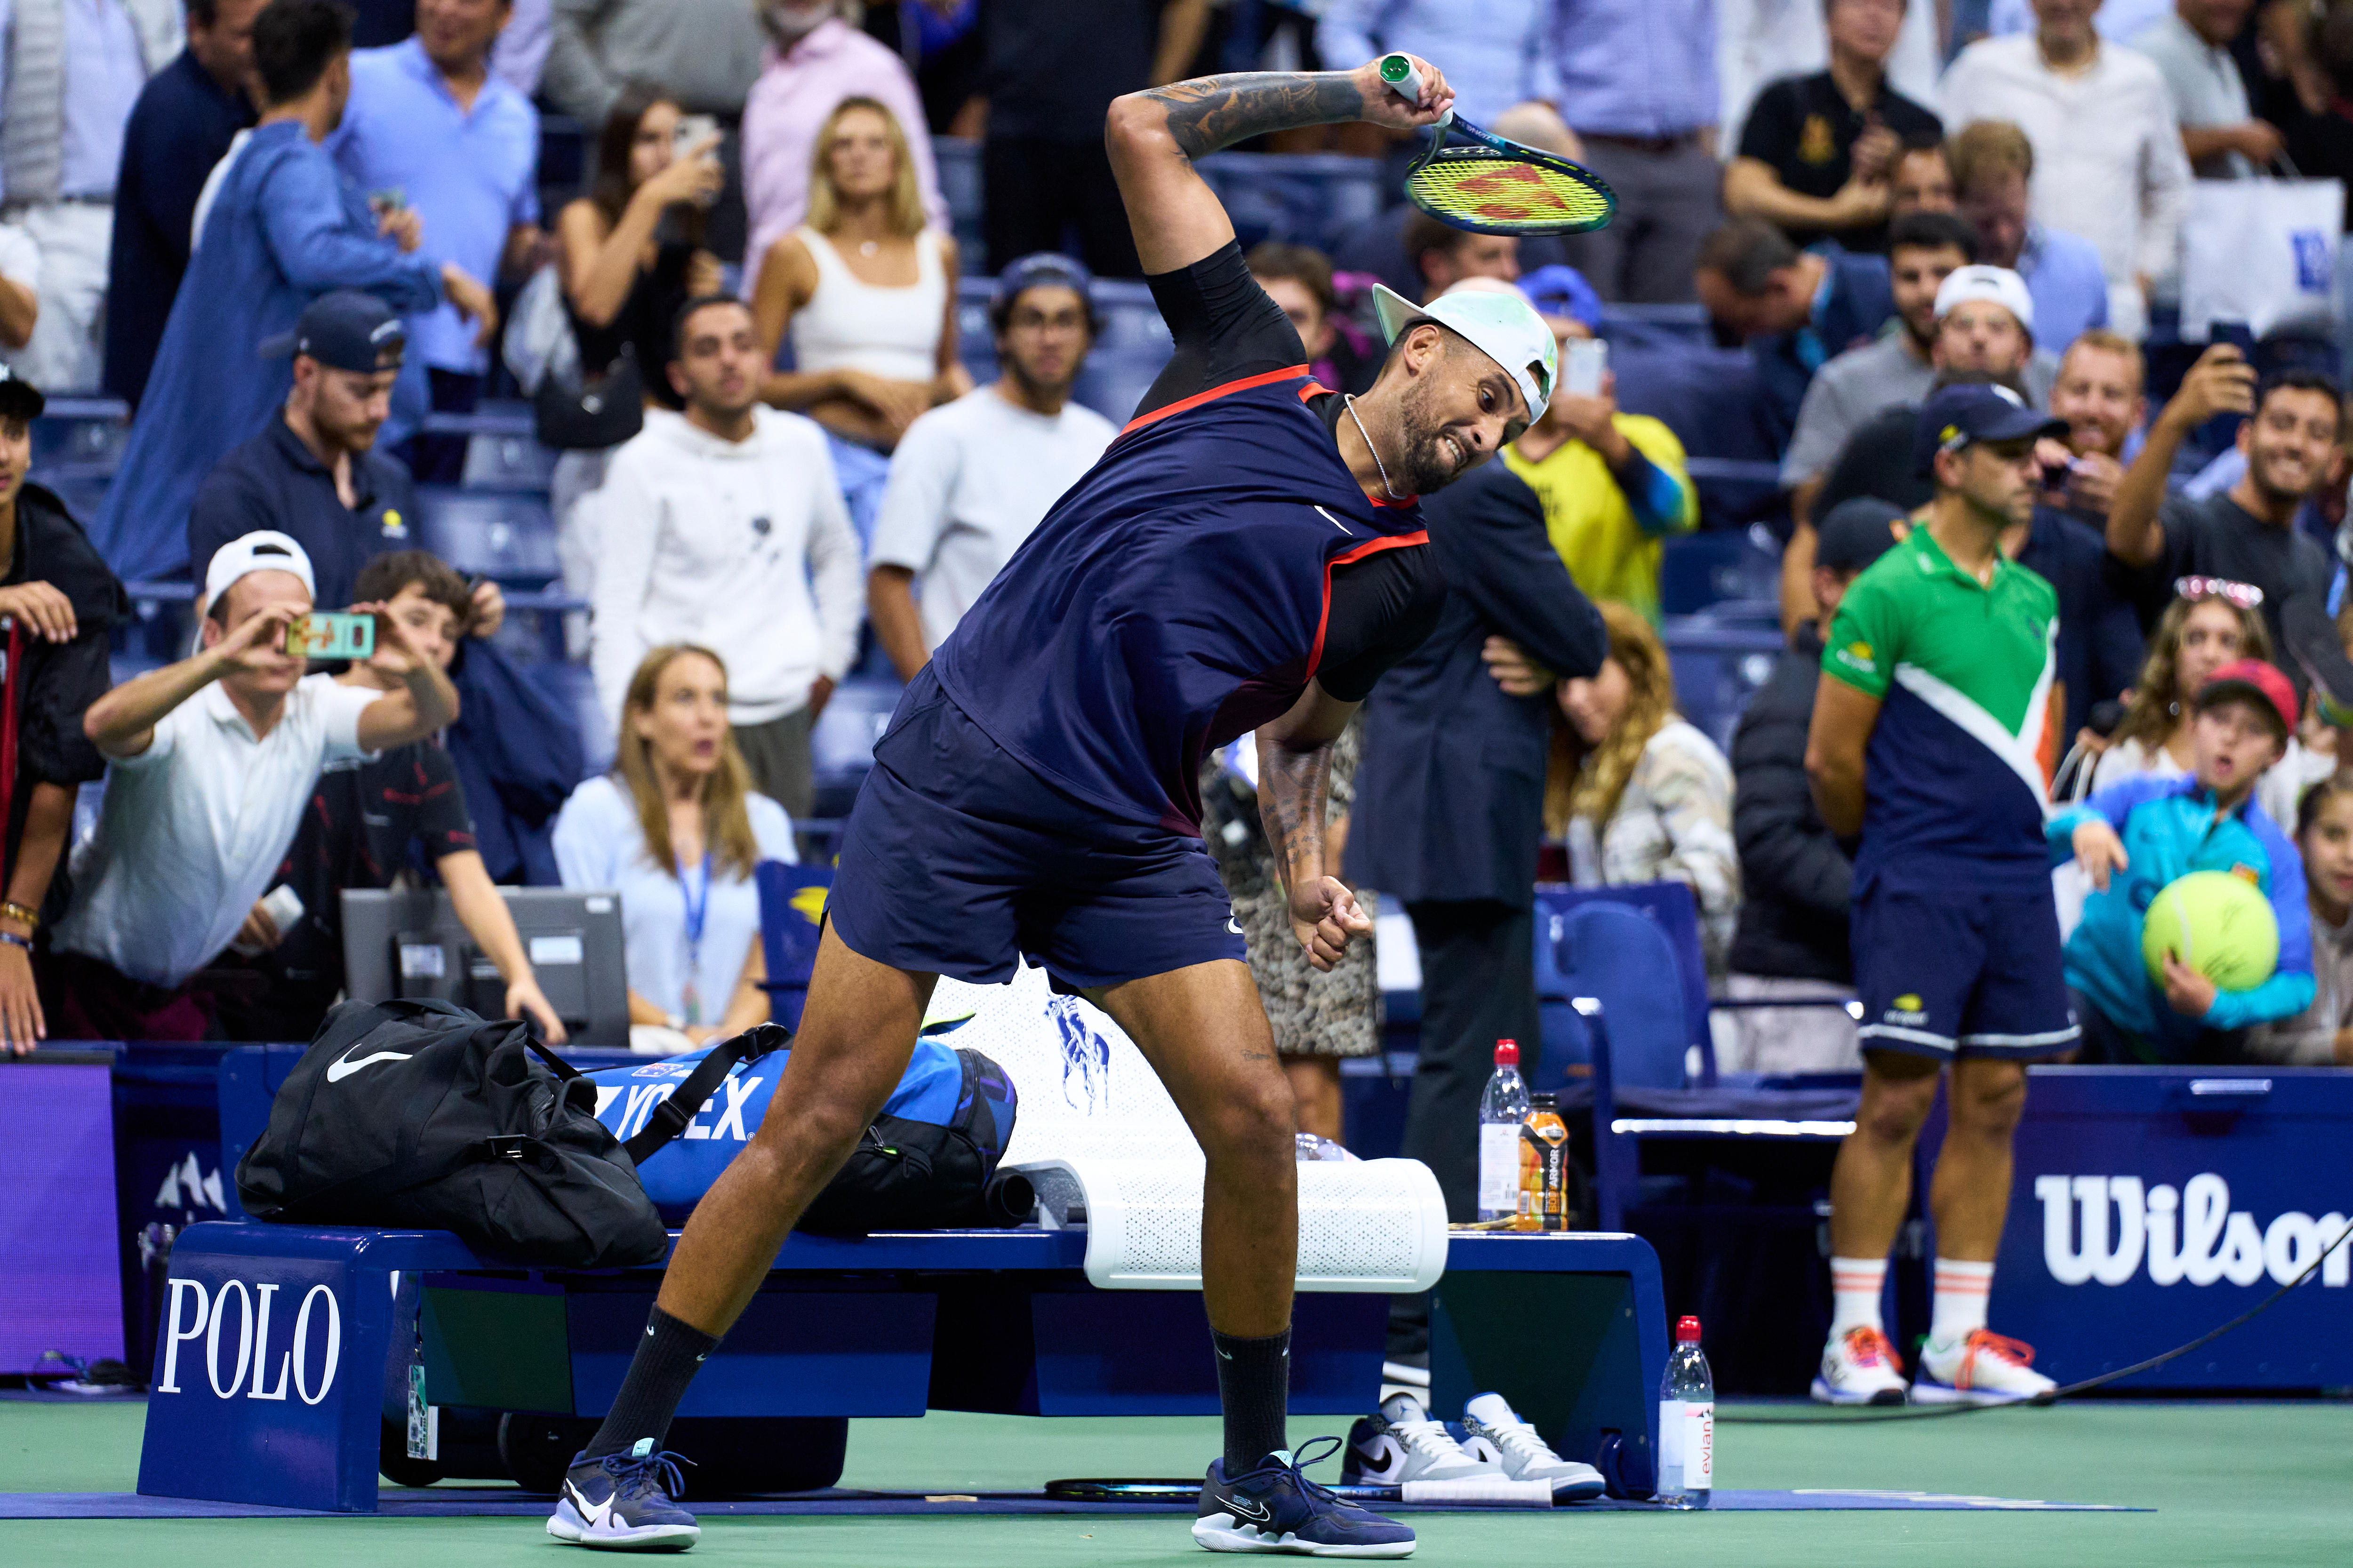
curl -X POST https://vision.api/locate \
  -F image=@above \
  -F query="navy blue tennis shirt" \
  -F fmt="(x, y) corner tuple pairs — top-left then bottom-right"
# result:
(930, 242), (1446, 833)
(185, 418), (419, 611)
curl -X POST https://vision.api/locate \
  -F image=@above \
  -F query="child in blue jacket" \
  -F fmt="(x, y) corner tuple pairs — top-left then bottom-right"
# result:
(2051, 659), (2316, 1063)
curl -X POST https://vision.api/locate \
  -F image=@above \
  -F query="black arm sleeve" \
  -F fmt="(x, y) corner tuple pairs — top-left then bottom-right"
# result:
(1133, 240), (1309, 420)
(1314, 549), (1445, 702)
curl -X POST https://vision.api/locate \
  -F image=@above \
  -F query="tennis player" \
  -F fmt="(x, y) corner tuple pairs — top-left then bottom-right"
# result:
(546, 54), (1560, 1557)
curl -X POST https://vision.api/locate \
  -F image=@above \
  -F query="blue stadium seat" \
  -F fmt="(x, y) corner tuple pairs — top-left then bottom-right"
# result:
(32, 396), (129, 480)
(933, 135), (985, 273)
(413, 486), (560, 586)
(524, 658), (613, 779)
(1662, 610), (1783, 755)
(458, 432), (557, 492)
(1597, 304), (1713, 352)
(1611, 342), (1786, 532)
(1195, 152), (1385, 252)
(809, 673), (904, 818)
(1659, 525), (1781, 616)
(1533, 882), (1714, 1095)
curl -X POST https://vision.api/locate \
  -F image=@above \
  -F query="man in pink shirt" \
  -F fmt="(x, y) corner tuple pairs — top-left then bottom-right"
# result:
(741, 0), (948, 281)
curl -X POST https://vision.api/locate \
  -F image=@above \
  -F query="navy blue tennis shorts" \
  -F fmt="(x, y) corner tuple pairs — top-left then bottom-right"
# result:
(1851, 883), (2080, 1060)
(827, 667), (1248, 993)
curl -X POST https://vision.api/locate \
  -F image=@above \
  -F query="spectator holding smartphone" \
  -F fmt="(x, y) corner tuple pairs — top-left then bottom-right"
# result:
(2105, 347), (2340, 653)
(0, 367), (127, 1056)
(1492, 274), (1697, 623)
(46, 532), (457, 1039)
(215, 551), (566, 1044)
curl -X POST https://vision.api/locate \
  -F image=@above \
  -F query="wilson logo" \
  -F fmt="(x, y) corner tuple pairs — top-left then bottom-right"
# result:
(2036, 1175), (2350, 1288)
(155, 1279), (342, 1403)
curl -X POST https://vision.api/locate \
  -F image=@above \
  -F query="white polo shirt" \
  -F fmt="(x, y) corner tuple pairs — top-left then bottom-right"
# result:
(56, 674), (378, 988)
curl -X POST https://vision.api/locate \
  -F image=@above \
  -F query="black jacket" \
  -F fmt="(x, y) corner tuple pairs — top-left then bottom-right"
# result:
(1727, 622), (1852, 984)
(6, 483), (127, 903)
(1349, 461), (1606, 907)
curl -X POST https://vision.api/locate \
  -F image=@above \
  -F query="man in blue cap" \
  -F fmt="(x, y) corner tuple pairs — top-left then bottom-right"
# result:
(866, 252), (1113, 682)
(186, 290), (501, 634)
(1804, 381), (2074, 1409)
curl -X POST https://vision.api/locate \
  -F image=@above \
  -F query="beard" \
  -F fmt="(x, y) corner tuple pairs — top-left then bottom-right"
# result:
(1393, 374), (1470, 495)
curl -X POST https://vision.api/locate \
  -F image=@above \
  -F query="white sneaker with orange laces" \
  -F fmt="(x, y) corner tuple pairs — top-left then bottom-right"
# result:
(1811, 1326), (1909, 1406)
(1911, 1329), (2057, 1406)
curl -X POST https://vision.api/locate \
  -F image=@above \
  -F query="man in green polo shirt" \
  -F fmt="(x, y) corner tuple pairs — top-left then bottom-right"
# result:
(1803, 383), (2077, 1408)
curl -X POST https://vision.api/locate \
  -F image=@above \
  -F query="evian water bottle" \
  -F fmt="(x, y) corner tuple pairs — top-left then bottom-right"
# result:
(1656, 1316), (1713, 1509)
(1476, 1040), (1530, 1221)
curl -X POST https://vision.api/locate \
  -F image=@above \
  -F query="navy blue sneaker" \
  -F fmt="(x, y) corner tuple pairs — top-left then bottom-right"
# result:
(546, 1439), (699, 1551)
(1195, 1437), (1416, 1557)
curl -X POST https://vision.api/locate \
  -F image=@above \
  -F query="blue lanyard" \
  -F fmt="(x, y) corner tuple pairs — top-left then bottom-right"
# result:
(680, 852), (713, 957)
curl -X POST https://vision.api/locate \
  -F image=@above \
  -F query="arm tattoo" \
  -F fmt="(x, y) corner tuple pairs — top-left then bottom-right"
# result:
(1257, 736), (1337, 900)
(1143, 72), (1367, 160)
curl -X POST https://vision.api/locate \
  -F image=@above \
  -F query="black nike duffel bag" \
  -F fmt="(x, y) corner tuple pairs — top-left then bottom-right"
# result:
(235, 998), (671, 1269)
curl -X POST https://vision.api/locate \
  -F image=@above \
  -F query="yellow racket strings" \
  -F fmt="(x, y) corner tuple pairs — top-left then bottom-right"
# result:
(1406, 153), (1614, 233)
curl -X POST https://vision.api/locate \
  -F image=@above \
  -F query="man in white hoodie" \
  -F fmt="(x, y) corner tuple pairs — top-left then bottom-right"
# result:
(590, 294), (863, 815)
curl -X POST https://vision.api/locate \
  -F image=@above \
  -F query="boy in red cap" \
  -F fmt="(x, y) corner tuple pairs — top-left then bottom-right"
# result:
(2054, 657), (2317, 1064)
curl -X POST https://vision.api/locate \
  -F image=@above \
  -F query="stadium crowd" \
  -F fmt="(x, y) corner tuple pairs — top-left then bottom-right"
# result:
(3, 0), (2353, 1115)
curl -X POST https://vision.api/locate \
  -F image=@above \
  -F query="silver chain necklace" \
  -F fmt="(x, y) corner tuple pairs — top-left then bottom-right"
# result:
(1343, 394), (1402, 501)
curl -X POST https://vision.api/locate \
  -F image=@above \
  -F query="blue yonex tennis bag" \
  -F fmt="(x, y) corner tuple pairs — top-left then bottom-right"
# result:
(585, 1022), (1023, 1231)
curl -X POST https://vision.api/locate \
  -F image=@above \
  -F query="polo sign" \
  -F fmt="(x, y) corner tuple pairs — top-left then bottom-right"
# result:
(154, 1277), (342, 1403)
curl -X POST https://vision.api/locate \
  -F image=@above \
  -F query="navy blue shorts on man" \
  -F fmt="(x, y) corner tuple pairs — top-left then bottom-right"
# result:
(827, 668), (1249, 993)
(1851, 884), (2080, 1060)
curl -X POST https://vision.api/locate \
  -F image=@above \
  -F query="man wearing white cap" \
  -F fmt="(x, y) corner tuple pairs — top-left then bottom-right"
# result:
(1780, 260), (2060, 630)
(539, 51), (1550, 1560)
(43, 530), (456, 1039)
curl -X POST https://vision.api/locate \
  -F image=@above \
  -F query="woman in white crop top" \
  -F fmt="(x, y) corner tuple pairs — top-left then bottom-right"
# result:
(751, 96), (969, 451)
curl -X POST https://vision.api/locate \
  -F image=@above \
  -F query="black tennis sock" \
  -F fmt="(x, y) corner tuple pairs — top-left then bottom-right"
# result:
(1213, 1327), (1292, 1473)
(581, 1306), (721, 1462)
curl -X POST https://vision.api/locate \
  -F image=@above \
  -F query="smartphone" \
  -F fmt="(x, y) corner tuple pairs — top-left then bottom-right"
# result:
(286, 611), (376, 661)
(367, 186), (407, 215)
(1563, 338), (1608, 397)
(673, 114), (720, 162)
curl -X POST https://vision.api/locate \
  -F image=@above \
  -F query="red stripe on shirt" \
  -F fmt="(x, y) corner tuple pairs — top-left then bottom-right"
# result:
(1117, 365), (1311, 437)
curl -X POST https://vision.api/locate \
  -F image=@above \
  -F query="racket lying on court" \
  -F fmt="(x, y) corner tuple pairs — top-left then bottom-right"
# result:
(1379, 53), (1616, 237)
(1044, 1476), (1574, 1507)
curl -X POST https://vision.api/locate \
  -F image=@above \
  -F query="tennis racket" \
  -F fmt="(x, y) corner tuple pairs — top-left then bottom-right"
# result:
(1043, 1475), (1564, 1507)
(1379, 54), (1616, 237)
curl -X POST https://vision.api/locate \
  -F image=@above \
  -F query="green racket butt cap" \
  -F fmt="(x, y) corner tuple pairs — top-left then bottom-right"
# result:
(1370, 280), (1556, 425)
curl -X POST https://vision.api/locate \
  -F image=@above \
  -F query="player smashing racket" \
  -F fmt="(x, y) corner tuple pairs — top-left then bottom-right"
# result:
(543, 55), (1589, 1560)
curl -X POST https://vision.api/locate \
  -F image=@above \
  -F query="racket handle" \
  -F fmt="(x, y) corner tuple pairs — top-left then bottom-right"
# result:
(1377, 52), (1455, 127)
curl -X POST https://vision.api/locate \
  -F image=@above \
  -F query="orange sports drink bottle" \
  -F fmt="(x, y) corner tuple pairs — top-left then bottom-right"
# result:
(1517, 1093), (1569, 1231)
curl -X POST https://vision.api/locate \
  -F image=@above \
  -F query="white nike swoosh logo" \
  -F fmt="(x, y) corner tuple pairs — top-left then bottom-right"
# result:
(325, 1048), (415, 1083)
(567, 1481), (614, 1531)
(1227, 1496), (1273, 1523)
(1314, 505), (1353, 536)
(1226, 918), (1244, 936)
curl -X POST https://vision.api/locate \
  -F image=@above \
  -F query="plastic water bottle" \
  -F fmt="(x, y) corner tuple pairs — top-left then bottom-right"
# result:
(1477, 1040), (1531, 1221)
(1656, 1316), (1714, 1509)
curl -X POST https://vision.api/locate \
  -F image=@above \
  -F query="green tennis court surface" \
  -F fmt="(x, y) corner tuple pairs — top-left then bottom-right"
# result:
(5, 1399), (2346, 1565)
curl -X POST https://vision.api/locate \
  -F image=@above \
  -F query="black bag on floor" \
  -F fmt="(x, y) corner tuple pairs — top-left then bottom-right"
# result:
(236, 998), (670, 1269)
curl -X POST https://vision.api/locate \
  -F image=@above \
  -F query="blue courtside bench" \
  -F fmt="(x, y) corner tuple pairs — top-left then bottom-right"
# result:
(135, 1222), (1669, 1512)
